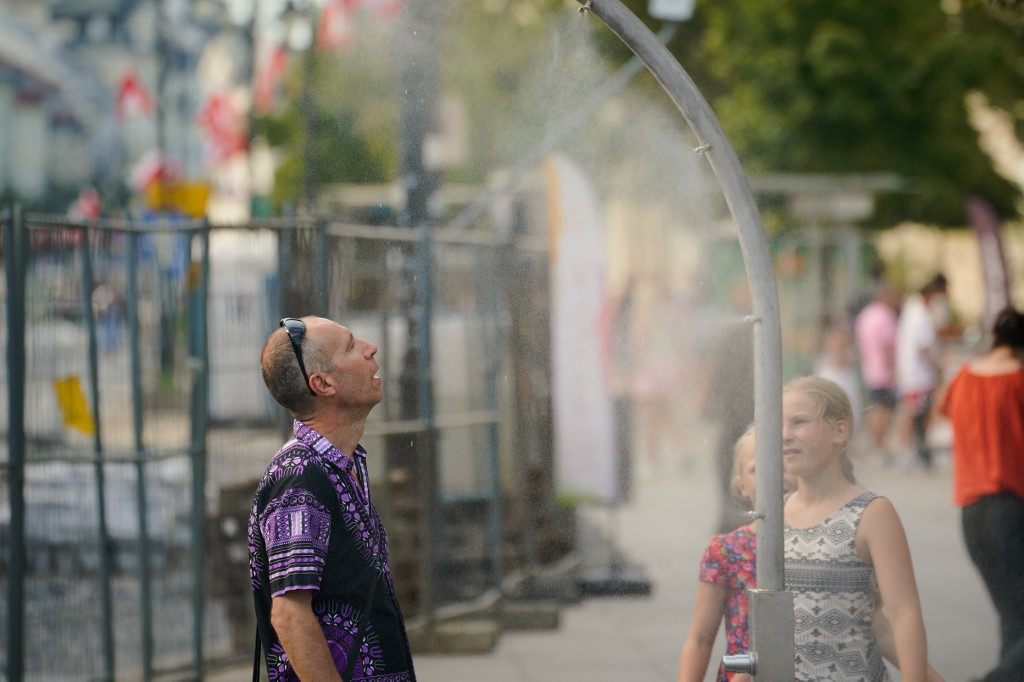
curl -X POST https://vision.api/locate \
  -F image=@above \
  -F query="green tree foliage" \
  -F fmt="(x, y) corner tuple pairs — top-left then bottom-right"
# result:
(972, 0), (1024, 29)
(255, 0), (1021, 225)
(253, 0), (567, 210)
(251, 21), (397, 213)
(442, 0), (561, 184)
(618, 0), (1023, 225)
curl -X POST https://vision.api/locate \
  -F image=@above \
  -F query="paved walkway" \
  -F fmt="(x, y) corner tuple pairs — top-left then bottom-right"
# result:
(213, 419), (999, 681)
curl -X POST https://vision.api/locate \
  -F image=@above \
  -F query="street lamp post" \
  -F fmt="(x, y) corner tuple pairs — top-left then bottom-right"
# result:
(395, 0), (443, 640)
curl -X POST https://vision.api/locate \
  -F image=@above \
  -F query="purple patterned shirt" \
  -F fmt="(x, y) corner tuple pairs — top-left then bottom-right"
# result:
(248, 420), (415, 681)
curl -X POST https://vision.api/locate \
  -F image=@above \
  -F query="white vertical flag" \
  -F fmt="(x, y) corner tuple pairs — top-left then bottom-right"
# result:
(545, 154), (619, 504)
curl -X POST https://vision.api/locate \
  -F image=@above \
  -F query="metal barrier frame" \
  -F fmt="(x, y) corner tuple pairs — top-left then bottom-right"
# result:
(2, 211), (512, 679)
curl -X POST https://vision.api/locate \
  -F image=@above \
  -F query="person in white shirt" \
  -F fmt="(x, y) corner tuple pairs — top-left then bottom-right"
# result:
(896, 274), (948, 469)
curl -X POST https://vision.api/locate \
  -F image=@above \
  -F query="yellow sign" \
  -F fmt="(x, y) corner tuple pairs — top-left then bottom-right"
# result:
(175, 182), (212, 218)
(53, 375), (96, 435)
(144, 180), (211, 218)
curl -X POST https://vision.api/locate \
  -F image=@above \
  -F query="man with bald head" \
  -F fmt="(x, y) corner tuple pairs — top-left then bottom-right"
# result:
(248, 316), (416, 681)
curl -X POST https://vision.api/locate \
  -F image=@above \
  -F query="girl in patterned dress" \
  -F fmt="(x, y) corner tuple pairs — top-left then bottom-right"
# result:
(783, 376), (927, 681)
(678, 425), (761, 682)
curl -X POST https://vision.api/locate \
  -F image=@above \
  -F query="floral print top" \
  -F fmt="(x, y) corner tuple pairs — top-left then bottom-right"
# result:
(698, 524), (757, 682)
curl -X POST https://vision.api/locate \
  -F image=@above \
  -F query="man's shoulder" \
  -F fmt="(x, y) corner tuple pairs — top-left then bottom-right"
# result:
(269, 438), (325, 469)
(257, 440), (333, 497)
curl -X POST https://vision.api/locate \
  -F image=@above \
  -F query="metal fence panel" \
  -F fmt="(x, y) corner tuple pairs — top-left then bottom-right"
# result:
(3, 211), (531, 678)
(1, 215), (216, 680)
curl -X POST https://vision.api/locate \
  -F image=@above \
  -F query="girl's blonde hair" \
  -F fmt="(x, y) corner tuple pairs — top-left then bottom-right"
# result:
(783, 375), (856, 483)
(730, 423), (757, 497)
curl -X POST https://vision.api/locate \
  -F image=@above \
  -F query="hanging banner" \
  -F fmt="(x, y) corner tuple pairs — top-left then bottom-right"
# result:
(198, 93), (247, 163)
(115, 70), (153, 122)
(318, 0), (357, 52)
(254, 43), (288, 114)
(966, 194), (1011, 331)
(545, 153), (619, 504)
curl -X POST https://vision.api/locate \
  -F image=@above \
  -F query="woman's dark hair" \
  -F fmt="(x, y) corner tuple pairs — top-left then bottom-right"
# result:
(992, 307), (1024, 350)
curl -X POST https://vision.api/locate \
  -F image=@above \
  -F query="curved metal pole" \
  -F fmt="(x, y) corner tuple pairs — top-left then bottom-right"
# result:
(446, 22), (679, 234)
(575, 2), (790, 677)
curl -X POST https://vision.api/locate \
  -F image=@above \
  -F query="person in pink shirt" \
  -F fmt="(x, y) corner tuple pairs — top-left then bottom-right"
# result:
(855, 285), (902, 460)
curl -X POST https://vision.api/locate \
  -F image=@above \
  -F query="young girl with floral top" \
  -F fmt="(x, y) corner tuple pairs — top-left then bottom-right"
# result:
(678, 425), (762, 682)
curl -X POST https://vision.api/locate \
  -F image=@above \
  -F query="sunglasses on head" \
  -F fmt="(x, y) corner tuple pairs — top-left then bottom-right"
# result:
(280, 317), (316, 396)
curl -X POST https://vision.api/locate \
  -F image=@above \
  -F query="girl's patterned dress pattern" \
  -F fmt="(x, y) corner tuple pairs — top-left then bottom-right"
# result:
(785, 491), (889, 682)
(699, 524), (757, 682)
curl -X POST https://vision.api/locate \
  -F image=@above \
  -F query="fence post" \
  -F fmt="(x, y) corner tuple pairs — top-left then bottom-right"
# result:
(188, 222), (212, 679)
(127, 226), (156, 680)
(486, 240), (504, 597)
(315, 216), (329, 316)
(398, 0), (443, 638)
(5, 204), (26, 682)
(80, 223), (118, 680)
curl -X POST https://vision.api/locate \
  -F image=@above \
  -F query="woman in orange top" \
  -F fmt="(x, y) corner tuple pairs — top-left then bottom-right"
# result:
(939, 306), (1024, 682)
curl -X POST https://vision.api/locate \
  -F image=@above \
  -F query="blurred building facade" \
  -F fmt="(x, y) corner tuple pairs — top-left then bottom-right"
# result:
(0, 0), (221, 212)
(0, 0), (97, 203)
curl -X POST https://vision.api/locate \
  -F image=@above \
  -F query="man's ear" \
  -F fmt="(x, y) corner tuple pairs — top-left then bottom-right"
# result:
(310, 372), (338, 395)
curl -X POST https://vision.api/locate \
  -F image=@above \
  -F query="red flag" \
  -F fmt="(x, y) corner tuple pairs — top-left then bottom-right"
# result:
(364, 0), (401, 19)
(67, 187), (101, 221)
(317, 0), (358, 52)
(198, 94), (246, 163)
(254, 44), (288, 114)
(116, 71), (153, 122)
(129, 150), (179, 192)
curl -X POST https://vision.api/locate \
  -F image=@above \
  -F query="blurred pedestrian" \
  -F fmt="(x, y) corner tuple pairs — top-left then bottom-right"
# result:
(627, 279), (689, 479)
(939, 306), (1024, 682)
(896, 274), (949, 469)
(855, 285), (902, 461)
(248, 316), (416, 681)
(814, 315), (861, 427)
(699, 319), (755, 533)
(695, 280), (756, 533)
(783, 376), (928, 680)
